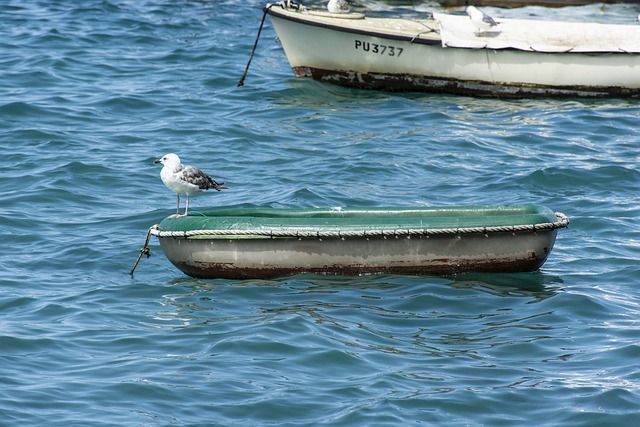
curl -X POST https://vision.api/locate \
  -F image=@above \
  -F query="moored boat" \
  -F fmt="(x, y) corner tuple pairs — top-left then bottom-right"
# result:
(150, 205), (569, 279)
(264, 2), (640, 97)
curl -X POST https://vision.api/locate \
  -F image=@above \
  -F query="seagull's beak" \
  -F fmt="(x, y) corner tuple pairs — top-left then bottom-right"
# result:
(154, 158), (162, 164)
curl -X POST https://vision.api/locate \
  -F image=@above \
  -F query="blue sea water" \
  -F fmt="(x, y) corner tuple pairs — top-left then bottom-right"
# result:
(1, 0), (640, 425)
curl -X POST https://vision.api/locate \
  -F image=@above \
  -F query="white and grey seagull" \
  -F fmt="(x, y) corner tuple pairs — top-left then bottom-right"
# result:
(327, 0), (351, 14)
(465, 6), (499, 33)
(154, 153), (226, 217)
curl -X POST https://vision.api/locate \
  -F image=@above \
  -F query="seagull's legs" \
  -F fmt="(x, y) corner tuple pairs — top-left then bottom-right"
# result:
(168, 194), (182, 219)
(184, 196), (191, 216)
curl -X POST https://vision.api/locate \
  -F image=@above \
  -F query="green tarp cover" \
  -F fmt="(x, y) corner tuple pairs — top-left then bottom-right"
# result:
(159, 204), (557, 233)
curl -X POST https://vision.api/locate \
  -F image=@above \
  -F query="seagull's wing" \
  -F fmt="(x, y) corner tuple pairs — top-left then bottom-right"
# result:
(482, 13), (498, 26)
(181, 165), (224, 191)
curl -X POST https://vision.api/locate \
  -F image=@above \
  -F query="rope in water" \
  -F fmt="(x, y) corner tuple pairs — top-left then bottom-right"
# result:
(129, 225), (156, 276)
(237, 5), (272, 87)
(149, 212), (569, 239)
(237, 2), (306, 87)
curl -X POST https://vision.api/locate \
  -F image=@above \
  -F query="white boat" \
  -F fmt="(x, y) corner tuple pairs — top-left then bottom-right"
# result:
(265, 2), (640, 97)
(150, 205), (569, 279)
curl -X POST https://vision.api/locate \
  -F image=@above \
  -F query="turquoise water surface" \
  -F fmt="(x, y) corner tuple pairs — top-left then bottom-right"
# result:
(2, 1), (640, 425)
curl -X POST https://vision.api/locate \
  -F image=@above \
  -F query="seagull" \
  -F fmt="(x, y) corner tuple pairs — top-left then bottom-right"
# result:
(154, 153), (226, 217)
(466, 6), (499, 32)
(327, 0), (351, 14)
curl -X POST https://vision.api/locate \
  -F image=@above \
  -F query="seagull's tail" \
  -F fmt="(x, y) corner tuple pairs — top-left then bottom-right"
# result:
(212, 181), (227, 191)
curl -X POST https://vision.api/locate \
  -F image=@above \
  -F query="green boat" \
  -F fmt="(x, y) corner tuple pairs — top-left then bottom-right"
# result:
(150, 204), (569, 279)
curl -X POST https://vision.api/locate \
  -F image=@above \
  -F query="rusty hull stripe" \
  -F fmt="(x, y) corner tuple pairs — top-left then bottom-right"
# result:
(168, 254), (548, 280)
(293, 67), (640, 98)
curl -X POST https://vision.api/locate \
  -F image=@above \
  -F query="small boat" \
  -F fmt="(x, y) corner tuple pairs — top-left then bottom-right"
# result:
(150, 205), (569, 279)
(265, 2), (640, 97)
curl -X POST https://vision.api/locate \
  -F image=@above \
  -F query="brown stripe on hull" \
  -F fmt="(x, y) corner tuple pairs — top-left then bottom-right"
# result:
(292, 66), (638, 98)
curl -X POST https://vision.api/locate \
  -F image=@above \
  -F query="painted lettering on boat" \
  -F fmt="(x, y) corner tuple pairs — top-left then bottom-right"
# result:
(354, 40), (404, 57)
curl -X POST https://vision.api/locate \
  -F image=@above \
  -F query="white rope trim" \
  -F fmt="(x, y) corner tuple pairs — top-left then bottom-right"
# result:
(150, 212), (568, 239)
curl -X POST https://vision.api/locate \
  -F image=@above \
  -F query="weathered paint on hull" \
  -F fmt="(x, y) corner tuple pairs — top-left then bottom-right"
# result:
(157, 228), (558, 279)
(292, 66), (632, 98)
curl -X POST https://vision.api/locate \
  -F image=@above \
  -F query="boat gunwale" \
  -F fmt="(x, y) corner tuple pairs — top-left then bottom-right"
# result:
(266, 5), (443, 47)
(151, 212), (569, 240)
(265, 4), (639, 55)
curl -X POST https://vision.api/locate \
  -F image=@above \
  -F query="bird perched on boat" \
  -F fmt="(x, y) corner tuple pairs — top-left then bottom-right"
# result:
(327, 0), (351, 14)
(465, 6), (499, 33)
(154, 153), (226, 217)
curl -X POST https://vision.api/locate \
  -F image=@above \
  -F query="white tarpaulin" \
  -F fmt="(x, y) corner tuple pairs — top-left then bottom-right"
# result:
(433, 13), (640, 53)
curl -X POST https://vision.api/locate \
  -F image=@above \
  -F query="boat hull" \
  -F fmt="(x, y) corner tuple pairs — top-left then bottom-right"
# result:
(157, 229), (558, 279)
(266, 6), (640, 97)
(152, 205), (568, 279)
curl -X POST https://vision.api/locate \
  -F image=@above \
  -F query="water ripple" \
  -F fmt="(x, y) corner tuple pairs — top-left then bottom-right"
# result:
(1, 1), (640, 425)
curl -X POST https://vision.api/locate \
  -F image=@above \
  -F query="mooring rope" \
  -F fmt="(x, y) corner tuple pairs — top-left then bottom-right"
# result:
(129, 224), (158, 276)
(237, 2), (306, 87)
(237, 5), (272, 87)
(150, 212), (569, 239)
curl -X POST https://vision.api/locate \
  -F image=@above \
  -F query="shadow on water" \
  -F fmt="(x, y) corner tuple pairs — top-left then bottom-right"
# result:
(448, 271), (562, 301)
(265, 73), (640, 112)
(165, 273), (430, 292)
(164, 270), (562, 301)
